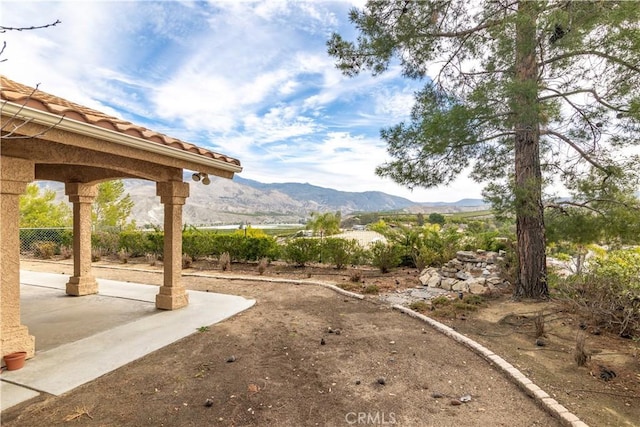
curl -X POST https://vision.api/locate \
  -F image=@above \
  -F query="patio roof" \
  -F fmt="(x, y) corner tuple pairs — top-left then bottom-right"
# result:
(0, 75), (242, 181)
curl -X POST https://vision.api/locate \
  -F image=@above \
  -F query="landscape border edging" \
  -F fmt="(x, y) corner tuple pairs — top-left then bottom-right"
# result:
(392, 304), (589, 427)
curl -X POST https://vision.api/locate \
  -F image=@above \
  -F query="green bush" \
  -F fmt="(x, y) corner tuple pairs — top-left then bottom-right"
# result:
(119, 231), (152, 257)
(211, 234), (244, 261)
(92, 231), (120, 256)
(146, 229), (164, 257)
(283, 238), (321, 266)
(419, 226), (463, 267)
(369, 241), (402, 273)
(240, 236), (280, 261)
(555, 248), (640, 339)
(322, 238), (359, 269)
(182, 229), (216, 260)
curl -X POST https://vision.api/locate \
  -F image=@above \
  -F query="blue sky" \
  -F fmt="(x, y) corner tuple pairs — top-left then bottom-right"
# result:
(1, 0), (485, 202)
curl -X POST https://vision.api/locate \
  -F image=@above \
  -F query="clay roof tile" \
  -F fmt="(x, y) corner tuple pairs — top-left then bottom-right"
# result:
(1, 75), (241, 167)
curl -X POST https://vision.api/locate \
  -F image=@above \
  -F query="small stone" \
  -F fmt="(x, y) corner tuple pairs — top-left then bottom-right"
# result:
(226, 355), (236, 363)
(450, 399), (462, 406)
(320, 338), (326, 345)
(535, 338), (546, 347)
(377, 378), (386, 385)
(431, 392), (444, 398)
(334, 329), (342, 335)
(459, 394), (472, 402)
(204, 399), (214, 407)
(355, 380), (361, 385)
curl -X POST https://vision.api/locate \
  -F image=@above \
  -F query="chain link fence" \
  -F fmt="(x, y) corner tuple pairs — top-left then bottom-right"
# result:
(19, 228), (73, 258)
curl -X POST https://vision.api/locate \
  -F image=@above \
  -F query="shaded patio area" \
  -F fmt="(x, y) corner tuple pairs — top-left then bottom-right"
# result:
(0, 270), (255, 412)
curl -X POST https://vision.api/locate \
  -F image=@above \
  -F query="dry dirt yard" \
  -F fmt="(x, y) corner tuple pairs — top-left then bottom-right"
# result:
(3, 258), (639, 427)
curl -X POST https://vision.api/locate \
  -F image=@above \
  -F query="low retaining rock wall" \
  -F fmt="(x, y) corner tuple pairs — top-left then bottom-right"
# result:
(419, 250), (510, 295)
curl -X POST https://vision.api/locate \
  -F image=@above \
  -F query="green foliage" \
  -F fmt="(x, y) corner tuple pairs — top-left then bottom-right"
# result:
(554, 248), (640, 338)
(182, 228), (216, 260)
(92, 231), (120, 256)
(93, 180), (135, 230)
(429, 294), (486, 318)
(415, 225), (463, 268)
(369, 241), (402, 273)
(428, 213), (446, 225)
(240, 236), (280, 262)
(306, 211), (342, 236)
(329, 1), (640, 299)
(322, 238), (359, 269)
(385, 225), (422, 268)
(283, 238), (321, 267)
(546, 168), (640, 248)
(19, 184), (71, 227)
(409, 300), (430, 313)
(146, 228), (164, 257)
(368, 220), (389, 236)
(119, 231), (154, 257)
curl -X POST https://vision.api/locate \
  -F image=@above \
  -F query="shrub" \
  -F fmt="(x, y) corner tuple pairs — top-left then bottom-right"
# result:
(362, 284), (380, 294)
(349, 270), (363, 283)
(119, 231), (152, 257)
(555, 248), (640, 339)
(182, 228), (216, 260)
(241, 236), (280, 262)
(369, 241), (402, 273)
(322, 238), (359, 269)
(219, 252), (231, 271)
(118, 248), (130, 264)
(257, 257), (269, 275)
(416, 226), (463, 267)
(146, 229), (164, 257)
(409, 300), (430, 313)
(92, 231), (119, 256)
(283, 238), (321, 267)
(33, 241), (57, 259)
(212, 234), (244, 261)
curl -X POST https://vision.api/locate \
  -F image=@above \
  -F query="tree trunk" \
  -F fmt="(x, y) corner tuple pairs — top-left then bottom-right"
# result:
(513, 1), (548, 299)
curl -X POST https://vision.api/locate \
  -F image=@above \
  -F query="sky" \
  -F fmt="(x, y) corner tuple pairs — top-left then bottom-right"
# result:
(1, 0), (487, 203)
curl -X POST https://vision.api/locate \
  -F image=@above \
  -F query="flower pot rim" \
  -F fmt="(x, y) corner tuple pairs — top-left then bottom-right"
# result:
(4, 351), (27, 358)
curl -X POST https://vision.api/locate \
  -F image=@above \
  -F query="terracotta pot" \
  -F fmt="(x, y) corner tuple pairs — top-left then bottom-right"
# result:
(3, 351), (27, 371)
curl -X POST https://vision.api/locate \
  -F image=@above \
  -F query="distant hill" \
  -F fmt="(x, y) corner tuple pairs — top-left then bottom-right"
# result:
(38, 175), (489, 226)
(233, 176), (418, 212)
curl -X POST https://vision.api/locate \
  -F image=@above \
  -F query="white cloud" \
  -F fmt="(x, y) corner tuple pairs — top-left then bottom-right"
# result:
(2, 0), (486, 204)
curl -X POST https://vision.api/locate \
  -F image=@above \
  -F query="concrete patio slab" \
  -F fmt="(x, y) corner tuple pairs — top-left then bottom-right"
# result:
(0, 270), (255, 412)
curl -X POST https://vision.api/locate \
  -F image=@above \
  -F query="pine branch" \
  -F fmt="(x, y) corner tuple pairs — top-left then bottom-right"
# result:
(541, 50), (640, 74)
(539, 88), (629, 113)
(541, 129), (609, 173)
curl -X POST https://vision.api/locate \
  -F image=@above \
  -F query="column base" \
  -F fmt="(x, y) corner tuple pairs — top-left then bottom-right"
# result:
(1, 325), (35, 359)
(66, 276), (98, 296)
(155, 286), (189, 310)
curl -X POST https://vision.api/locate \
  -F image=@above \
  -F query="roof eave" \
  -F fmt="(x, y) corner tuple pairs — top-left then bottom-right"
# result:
(1, 101), (243, 175)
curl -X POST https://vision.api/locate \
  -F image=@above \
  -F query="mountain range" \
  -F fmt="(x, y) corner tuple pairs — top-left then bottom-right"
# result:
(42, 175), (489, 226)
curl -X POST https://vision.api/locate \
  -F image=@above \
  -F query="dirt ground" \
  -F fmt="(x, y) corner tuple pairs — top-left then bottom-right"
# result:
(3, 257), (639, 426)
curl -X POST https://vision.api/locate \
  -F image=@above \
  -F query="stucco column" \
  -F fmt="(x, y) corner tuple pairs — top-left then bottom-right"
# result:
(65, 183), (98, 296)
(1, 157), (36, 358)
(156, 181), (189, 310)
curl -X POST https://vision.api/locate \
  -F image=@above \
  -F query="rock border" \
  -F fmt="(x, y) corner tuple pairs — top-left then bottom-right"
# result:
(392, 305), (589, 427)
